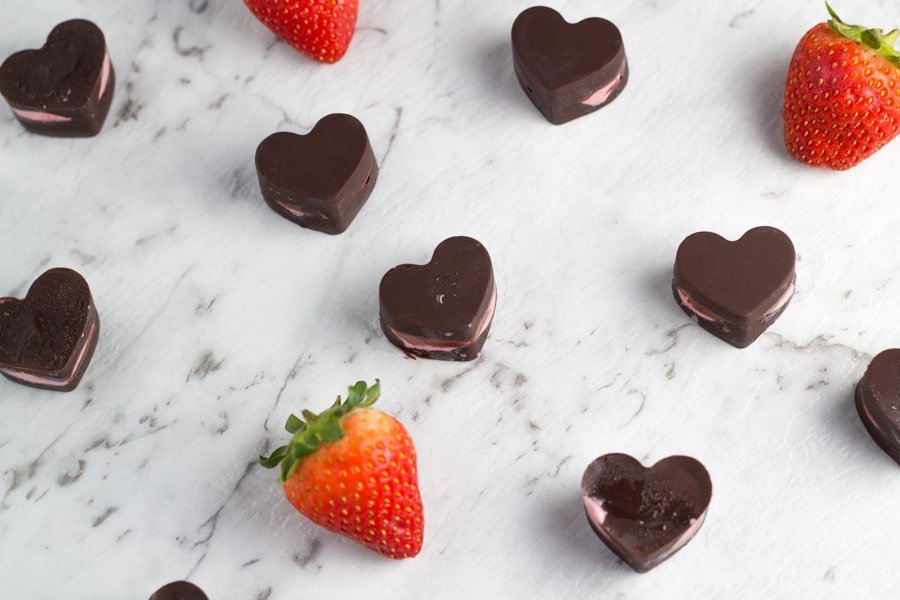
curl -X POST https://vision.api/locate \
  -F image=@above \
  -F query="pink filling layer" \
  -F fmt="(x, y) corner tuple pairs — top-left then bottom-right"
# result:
(763, 282), (794, 318)
(0, 306), (97, 387)
(11, 107), (72, 123)
(675, 285), (720, 322)
(387, 286), (496, 353)
(675, 282), (794, 323)
(276, 200), (323, 220)
(581, 63), (626, 107)
(98, 51), (111, 100)
(10, 51), (110, 125)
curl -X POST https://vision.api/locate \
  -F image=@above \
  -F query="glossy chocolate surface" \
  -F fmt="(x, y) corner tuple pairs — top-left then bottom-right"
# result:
(149, 581), (209, 600)
(0, 19), (115, 136)
(856, 349), (900, 465)
(255, 113), (378, 235)
(581, 454), (712, 573)
(512, 6), (628, 124)
(673, 226), (795, 348)
(379, 236), (495, 361)
(0, 268), (99, 391)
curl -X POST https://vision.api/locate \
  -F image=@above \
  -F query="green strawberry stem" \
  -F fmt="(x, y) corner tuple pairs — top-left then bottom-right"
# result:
(826, 3), (900, 66)
(260, 380), (381, 482)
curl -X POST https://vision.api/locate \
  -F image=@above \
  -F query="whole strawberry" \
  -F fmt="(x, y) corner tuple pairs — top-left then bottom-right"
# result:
(243, 0), (358, 63)
(783, 3), (900, 170)
(260, 380), (424, 559)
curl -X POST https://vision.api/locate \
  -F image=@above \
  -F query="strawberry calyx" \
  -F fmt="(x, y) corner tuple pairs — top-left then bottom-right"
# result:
(826, 2), (900, 67)
(260, 380), (381, 482)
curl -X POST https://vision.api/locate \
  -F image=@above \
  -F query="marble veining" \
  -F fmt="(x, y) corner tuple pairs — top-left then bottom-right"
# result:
(2, 0), (900, 598)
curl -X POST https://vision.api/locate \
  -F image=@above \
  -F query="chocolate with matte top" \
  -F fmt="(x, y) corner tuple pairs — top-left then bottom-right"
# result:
(380, 236), (496, 361)
(0, 19), (115, 136)
(149, 581), (209, 600)
(856, 350), (900, 465)
(672, 226), (795, 348)
(0, 268), (100, 392)
(255, 114), (378, 235)
(581, 454), (712, 573)
(512, 6), (628, 125)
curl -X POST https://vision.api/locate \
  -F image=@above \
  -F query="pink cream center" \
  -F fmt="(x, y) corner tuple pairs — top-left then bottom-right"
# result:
(675, 285), (720, 322)
(581, 63), (626, 107)
(387, 286), (497, 353)
(10, 52), (111, 124)
(676, 282), (795, 323)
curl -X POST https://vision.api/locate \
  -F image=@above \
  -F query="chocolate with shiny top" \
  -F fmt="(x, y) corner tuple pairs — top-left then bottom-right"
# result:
(379, 236), (496, 361)
(149, 581), (209, 600)
(255, 113), (378, 235)
(0, 268), (100, 392)
(512, 6), (628, 125)
(673, 226), (796, 348)
(0, 19), (115, 136)
(856, 350), (900, 465)
(581, 454), (712, 573)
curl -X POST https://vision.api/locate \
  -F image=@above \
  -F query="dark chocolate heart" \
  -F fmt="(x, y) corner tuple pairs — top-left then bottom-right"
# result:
(0, 268), (99, 392)
(856, 349), (900, 465)
(0, 19), (114, 136)
(379, 236), (496, 361)
(255, 113), (378, 235)
(149, 581), (209, 600)
(673, 226), (796, 348)
(512, 6), (628, 124)
(581, 454), (712, 573)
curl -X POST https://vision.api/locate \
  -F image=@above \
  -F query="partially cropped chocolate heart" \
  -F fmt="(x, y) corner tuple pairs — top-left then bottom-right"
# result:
(255, 113), (378, 235)
(856, 350), (900, 465)
(0, 19), (115, 137)
(0, 268), (100, 392)
(581, 454), (712, 573)
(673, 226), (796, 348)
(512, 6), (628, 125)
(149, 580), (209, 600)
(379, 236), (496, 361)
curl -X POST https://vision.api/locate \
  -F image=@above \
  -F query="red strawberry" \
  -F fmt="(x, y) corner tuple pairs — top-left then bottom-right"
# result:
(260, 380), (424, 559)
(243, 0), (359, 64)
(783, 4), (900, 170)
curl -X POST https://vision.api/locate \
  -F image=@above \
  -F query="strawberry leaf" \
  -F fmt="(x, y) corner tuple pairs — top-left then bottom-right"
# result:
(285, 414), (304, 434)
(826, 3), (900, 66)
(861, 29), (882, 49)
(258, 379), (383, 482)
(258, 446), (287, 468)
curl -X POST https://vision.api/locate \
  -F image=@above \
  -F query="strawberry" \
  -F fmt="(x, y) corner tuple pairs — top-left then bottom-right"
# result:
(260, 380), (424, 559)
(783, 3), (900, 170)
(243, 0), (359, 64)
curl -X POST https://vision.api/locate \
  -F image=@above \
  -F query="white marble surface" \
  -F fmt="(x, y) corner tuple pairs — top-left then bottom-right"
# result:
(2, 0), (900, 598)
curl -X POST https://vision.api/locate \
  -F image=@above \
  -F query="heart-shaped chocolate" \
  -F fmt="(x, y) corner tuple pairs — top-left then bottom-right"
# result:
(673, 226), (795, 348)
(149, 581), (208, 600)
(856, 350), (900, 465)
(0, 19), (115, 137)
(0, 268), (100, 392)
(581, 454), (712, 573)
(379, 236), (496, 361)
(512, 6), (628, 124)
(255, 113), (378, 235)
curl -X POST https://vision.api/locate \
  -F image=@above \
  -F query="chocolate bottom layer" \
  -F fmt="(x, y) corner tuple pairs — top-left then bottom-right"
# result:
(380, 319), (492, 362)
(0, 302), (100, 392)
(584, 507), (707, 573)
(671, 280), (792, 348)
(855, 384), (900, 466)
(515, 61), (629, 125)
(14, 64), (115, 137)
